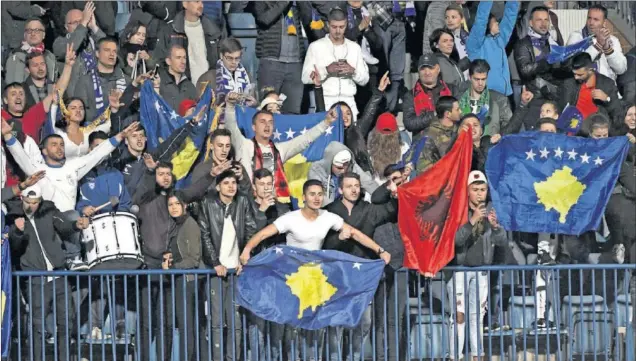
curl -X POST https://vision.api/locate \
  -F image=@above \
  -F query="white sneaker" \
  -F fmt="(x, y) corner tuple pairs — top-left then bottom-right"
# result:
(90, 327), (102, 340)
(613, 244), (625, 264)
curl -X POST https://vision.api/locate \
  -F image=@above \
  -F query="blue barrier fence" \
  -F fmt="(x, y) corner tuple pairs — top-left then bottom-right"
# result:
(5, 264), (635, 361)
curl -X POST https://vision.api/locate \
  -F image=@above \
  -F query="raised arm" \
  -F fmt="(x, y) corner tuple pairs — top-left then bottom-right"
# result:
(2, 121), (40, 176)
(465, 1), (491, 55)
(239, 223), (280, 264)
(497, 1), (520, 47)
(277, 109), (336, 161)
(223, 100), (247, 156)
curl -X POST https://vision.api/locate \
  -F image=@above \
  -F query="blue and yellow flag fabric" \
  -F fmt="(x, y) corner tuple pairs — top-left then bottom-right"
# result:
(556, 105), (584, 136)
(237, 246), (385, 330)
(486, 132), (629, 235)
(1, 211), (11, 357)
(234, 107), (344, 205)
(547, 36), (594, 64)
(140, 82), (218, 188)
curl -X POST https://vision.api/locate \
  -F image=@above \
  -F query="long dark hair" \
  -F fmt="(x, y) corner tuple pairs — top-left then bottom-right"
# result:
(56, 97), (86, 129)
(329, 102), (373, 173)
(430, 28), (460, 63)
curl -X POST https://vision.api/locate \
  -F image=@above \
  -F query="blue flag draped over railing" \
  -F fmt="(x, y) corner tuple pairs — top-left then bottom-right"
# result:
(1, 211), (11, 357)
(486, 132), (629, 235)
(237, 246), (385, 330)
(139, 82), (218, 188)
(547, 36), (594, 64)
(556, 104), (585, 136)
(234, 107), (344, 162)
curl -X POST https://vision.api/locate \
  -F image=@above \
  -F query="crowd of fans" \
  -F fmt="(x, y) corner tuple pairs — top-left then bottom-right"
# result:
(1, 1), (635, 361)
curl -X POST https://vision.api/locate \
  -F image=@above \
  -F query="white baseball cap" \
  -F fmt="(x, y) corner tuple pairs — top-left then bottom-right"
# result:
(22, 184), (42, 199)
(332, 150), (352, 167)
(467, 170), (487, 186)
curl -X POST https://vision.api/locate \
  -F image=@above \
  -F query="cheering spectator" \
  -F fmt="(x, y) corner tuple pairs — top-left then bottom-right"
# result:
(22, 52), (56, 109)
(301, 7), (369, 120)
(52, 3), (106, 95)
(1, 2), (47, 52)
(127, 2), (179, 51)
(154, 0), (224, 84)
(430, 28), (470, 88)
(70, 37), (128, 121)
(157, 44), (197, 111)
(567, 4), (627, 82)
(5, 18), (57, 84)
(223, 92), (337, 193)
(118, 21), (154, 79)
(367, 112), (407, 182)
(7, 184), (89, 361)
(197, 170), (257, 361)
(191, 128), (251, 193)
(165, 190), (201, 361)
(461, 113), (488, 172)
(61, 1), (117, 36)
(514, 5), (569, 130)
(308, 141), (378, 206)
(465, 1), (519, 96)
(75, 131), (131, 216)
(416, 95), (462, 173)
(447, 170), (507, 361)
(252, 1), (309, 114)
(560, 53), (622, 123)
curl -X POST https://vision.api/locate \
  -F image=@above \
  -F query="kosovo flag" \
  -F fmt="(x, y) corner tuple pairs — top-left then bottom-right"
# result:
(140, 82), (218, 188)
(234, 107), (344, 205)
(547, 36), (594, 64)
(398, 129), (473, 275)
(556, 105), (584, 136)
(486, 132), (630, 235)
(237, 246), (384, 330)
(1, 211), (11, 357)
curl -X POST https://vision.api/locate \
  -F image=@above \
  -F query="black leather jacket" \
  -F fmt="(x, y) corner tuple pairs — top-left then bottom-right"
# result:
(513, 36), (570, 100)
(558, 73), (624, 128)
(197, 192), (259, 268)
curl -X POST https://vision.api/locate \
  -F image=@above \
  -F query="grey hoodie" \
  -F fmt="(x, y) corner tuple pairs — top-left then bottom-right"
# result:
(308, 141), (378, 206)
(454, 202), (508, 266)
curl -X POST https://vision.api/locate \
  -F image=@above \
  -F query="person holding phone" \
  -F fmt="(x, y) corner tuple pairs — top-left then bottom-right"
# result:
(446, 170), (508, 361)
(302, 7), (369, 122)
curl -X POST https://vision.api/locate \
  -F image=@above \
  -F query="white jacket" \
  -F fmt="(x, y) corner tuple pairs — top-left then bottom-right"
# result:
(301, 36), (369, 99)
(567, 30), (627, 82)
(5, 135), (119, 212)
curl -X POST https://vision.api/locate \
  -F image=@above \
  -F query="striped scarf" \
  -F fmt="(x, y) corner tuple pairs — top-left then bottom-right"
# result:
(253, 139), (290, 202)
(284, 2), (298, 35)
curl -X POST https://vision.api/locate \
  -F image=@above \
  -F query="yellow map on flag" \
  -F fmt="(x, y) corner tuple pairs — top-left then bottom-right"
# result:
(285, 263), (338, 319)
(534, 166), (586, 223)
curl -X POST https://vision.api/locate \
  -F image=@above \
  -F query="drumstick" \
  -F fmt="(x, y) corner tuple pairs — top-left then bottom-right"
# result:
(93, 197), (120, 213)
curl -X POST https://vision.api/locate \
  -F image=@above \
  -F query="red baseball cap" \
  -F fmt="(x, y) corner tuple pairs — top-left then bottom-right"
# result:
(178, 99), (197, 117)
(375, 112), (398, 134)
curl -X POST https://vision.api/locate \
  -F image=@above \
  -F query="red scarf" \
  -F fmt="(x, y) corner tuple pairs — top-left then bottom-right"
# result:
(21, 42), (45, 54)
(252, 139), (291, 201)
(413, 80), (452, 116)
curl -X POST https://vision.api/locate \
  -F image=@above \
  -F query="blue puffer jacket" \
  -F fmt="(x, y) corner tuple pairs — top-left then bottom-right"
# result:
(465, 1), (519, 96)
(76, 166), (131, 215)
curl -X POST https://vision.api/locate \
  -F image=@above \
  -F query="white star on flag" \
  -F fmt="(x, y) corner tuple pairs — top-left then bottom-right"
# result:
(285, 128), (296, 139)
(300, 127), (308, 135)
(352, 262), (362, 270)
(580, 153), (590, 164)
(274, 247), (284, 254)
(594, 156), (603, 166)
(170, 111), (179, 120)
(273, 129), (282, 140)
(567, 149), (578, 160)
(554, 147), (564, 158)
(325, 126), (334, 135)
(525, 149), (536, 161)
(539, 147), (550, 158)
(154, 100), (161, 112)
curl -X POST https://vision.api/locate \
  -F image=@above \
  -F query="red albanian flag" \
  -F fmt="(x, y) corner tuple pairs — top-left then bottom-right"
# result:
(398, 128), (473, 275)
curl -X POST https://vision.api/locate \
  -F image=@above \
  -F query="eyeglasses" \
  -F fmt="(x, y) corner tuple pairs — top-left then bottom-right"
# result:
(25, 29), (45, 35)
(223, 54), (241, 63)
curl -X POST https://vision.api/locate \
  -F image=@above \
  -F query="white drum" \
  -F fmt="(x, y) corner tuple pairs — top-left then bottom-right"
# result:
(82, 212), (143, 270)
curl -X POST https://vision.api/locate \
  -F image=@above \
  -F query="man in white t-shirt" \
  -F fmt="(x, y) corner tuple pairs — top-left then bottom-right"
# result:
(239, 179), (390, 264)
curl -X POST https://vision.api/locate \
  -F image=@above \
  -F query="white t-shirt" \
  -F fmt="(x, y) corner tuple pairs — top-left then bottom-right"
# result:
(273, 209), (344, 251)
(219, 215), (240, 268)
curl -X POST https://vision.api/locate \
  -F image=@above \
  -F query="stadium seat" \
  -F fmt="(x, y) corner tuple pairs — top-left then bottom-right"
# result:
(508, 295), (536, 329)
(614, 294), (633, 327)
(561, 295), (613, 356)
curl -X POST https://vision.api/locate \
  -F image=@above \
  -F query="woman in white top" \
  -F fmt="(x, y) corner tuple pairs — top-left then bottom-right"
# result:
(50, 96), (112, 160)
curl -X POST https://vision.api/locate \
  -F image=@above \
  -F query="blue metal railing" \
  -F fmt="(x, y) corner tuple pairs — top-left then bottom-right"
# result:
(6, 265), (635, 361)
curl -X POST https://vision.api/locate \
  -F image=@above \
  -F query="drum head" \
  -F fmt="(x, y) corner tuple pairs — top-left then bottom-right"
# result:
(89, 257), (144, 270)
